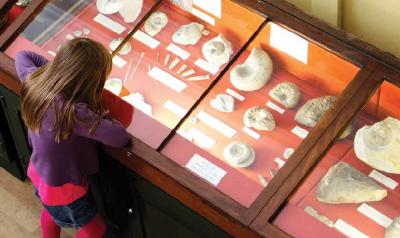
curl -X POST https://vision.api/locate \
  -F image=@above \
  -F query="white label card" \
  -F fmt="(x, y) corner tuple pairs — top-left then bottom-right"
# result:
(274, 157), (286, 168)
(163, 100), (187, 118)
(148, 67), (187, 92)
(112, 55), (127, 68)
(291, 126), (309, 139)
(191, 8), (216, 26)
(188, 128), (216, 149)
(193, 0), (222, 18)
(369, 170), (398, 190)
(357, 203), (392, 228)
(166, 43), (191, 60)
(266, 101), (285, 114)
(132, 30), (160, 49)
(186, 154), (226, 186)
(93, 14), (126, 34)
(194, 58), (219, 75)
(242, 127), (260, 139)
(225, 88), (245, 101)
(196, 111), (237, 138)
(334, 219), (369, 238)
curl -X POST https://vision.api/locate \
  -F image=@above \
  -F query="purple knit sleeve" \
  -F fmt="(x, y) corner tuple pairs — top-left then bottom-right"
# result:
(74, 103), (130, 147)
(15, 51), (49, 82)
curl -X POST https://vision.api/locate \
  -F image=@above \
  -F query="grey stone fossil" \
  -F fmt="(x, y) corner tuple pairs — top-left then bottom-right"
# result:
(243, 106), (275, 131)
(172, 22), (207, 45)
(202, 34), (233, 67)
(144, 11), (168, 37)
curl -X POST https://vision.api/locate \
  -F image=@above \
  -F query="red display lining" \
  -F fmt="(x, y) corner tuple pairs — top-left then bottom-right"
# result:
(275, 113), (400, 238)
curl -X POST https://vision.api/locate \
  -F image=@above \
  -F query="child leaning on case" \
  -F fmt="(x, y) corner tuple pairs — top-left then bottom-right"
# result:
(15, 38), (130, 238)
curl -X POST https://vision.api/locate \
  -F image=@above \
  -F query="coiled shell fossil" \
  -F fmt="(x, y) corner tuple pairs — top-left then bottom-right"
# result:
(230, 48), (273, 92)
(316, 162), (387, 204)
(144, 11), (168, 37)
(104, 77), (122, 95)
(269, 82), (301, 108)
(223, 141), (256, 168)
(243, 106), (275, 131)
(354, 117), (400, 174)
(385, 217), (400, 238)
(109, 38), (131, 55)
(202, 34), (233, 68)
(210, 94), (234, 113)
(295, 96), (336, 127)
(173, 22), (207, 45)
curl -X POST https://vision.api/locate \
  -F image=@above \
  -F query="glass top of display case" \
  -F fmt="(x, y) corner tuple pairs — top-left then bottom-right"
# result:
(273, 81), (400, 238)
(161, 21), (360, 207)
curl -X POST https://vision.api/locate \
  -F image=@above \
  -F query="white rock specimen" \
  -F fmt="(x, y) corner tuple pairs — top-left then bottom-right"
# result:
(119, 0), (143, 23)
(269, 82), (301, 108)
(96, 0), (123, 14)
(295, 96), (336, 127)
(223, 141), (255, 168)
(354, 117), (400, 174)
(144, 11), (168, 37)
(173, 22), (207, 45)
(230, 48), (273, 92)
(202, 34), (233, 68)
(104, 78), (122, 95)
(243, 106), (275, 131)
(210, 94), (235, 113)
(316, 162), (387, 204)
(385, 217), (400, 238)
(109, 38), (131, 55)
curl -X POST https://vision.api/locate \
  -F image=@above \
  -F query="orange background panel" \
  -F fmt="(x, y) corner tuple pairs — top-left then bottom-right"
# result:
(378, 81), (400, 119)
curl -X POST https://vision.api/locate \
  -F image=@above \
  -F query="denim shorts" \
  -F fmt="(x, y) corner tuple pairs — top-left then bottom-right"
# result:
(35, 189), (98, 229)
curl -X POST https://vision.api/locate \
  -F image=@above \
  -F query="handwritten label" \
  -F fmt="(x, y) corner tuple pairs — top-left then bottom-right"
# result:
(186, 154), (226, 186)
(132, 30), (160, 49)
(225, 88), (245, 101)
(369, 170), (398, 190)
(357, 203), (392, 228)
(196, 111), (237, 138)
(334, 219), (369, 238)
(93, 14), (126, 34)
(166, 43), (191, 60)
(242, 127), (260, 139)
(148, 67), (187, 92)
(266, 101), (285, 114)
(291, 126), (309, 139)
(194, 58), (219, 75)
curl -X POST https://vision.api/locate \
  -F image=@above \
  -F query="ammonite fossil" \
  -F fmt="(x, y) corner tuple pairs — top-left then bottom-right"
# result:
(109, 38), (131, 55)
(223, 141), (256, 168)
(173, 22), (208, 45)
(354, 117), (400, 174)
(385, 217), (400, 238)
(230, 47), (273, 92)
(210, 94), (235, 113)
(269, 81), (301, 108)
(144, 11), (168, 37)
(243, 106), (275, 131)
(202, 34), (233, 67)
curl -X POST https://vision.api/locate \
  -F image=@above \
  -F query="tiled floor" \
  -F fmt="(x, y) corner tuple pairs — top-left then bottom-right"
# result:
(0, 168), (76, 238)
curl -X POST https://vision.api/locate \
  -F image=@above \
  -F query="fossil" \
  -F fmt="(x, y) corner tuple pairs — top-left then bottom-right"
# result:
(83, 28), (91, 35)
(258, 174), (269, 187)
(104, 77), (122, 96)
(173, 22), (208, 46)
(230, 48), (273, 91)
(202, 34), (233, 68)
(385, 217), (400, 238)
(109, 38), (131, 55)
(243, 106), (275, 131)
(177, 64), (188, 74)
(119, 0), (143, 23)
(210, 94), (235, 113)
(269, 82), (301, 108)
(164, 54), (171, 66)
(316, 162), (387, 204)
(283, 148), (295, 159)
(354, 117), (400, 174)
(16, 0), (31, 6)
(223, 141), (255, 168)
(181, 69), (195, 77)
(96, 0), (123, 14)
(187, 74), (210, 81)
(304, 206), (334, 227)
(144, 11), (168, 37)
(169, 58), (180, 70)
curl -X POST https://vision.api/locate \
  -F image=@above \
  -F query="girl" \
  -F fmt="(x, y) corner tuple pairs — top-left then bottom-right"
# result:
(15, 38), (130, 238)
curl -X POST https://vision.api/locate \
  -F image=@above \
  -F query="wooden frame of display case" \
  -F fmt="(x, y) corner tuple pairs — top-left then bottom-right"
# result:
(0, 0), (399, 238)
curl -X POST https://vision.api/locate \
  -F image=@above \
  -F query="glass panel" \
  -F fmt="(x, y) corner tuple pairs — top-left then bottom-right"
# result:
(161, 22), (360, 207)
(273, 81), (400, 237)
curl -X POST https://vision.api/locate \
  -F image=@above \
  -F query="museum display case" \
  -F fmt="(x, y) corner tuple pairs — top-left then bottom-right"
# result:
(1, 0), (400, 237)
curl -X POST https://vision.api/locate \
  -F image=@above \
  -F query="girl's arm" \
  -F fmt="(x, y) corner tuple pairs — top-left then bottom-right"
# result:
(15, 51), (49, 82)
(74, 103), (130, 147)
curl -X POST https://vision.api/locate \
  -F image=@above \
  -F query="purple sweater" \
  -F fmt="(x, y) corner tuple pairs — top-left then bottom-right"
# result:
(15, 51), (130, 186)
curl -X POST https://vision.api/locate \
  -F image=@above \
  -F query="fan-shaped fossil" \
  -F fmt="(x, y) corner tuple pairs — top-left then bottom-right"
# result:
(269, 82), (301, 108)
(119, 0), (143, 23)
(96, 0), (123, 14)
(230, 48), (273, 92)
(144, 11), (168, 37)
(104, 77), (122, 96)
(316, 162), (387, 204)
(223, 141), (255, 168)
(243, 106), (275, 131)
(210, 94), (235, 113)
(385, 217), (400, 238)
(172, 22), (208, 45)
(109, 38), (131, 55)
(202, 34), (233, 68)
(354, 117), (400, 174)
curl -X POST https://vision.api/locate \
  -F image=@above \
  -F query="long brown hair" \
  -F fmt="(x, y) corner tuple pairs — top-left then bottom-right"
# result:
(21, 38), (112, 142)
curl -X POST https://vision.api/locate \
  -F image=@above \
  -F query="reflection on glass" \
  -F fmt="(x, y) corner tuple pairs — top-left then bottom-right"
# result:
(273, 82), (400, 238)
(161, 22), (359, 207)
